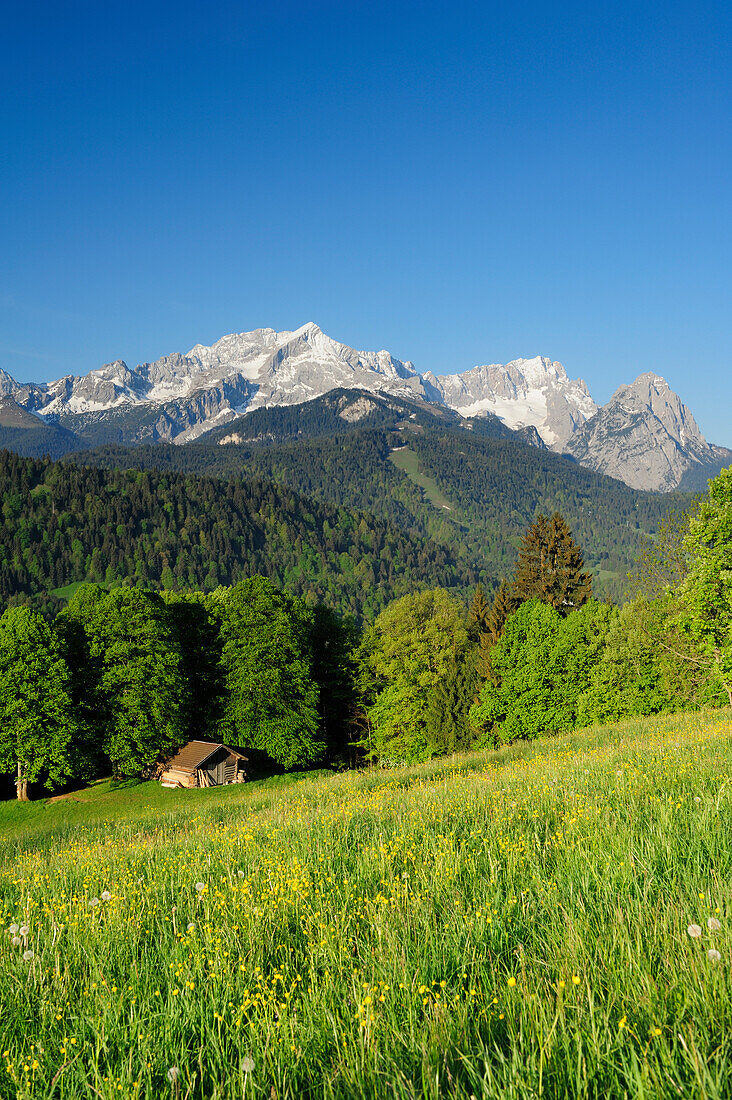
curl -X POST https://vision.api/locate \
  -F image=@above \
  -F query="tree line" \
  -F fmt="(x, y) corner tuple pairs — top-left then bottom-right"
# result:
(2, 465), (730, 798)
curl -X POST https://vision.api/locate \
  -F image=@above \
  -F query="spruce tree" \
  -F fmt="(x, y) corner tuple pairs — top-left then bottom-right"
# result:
(486, 580), (520, 646)
(468, 586), (491, 642)
(469, 581), (520, 676)
(511, 512), (592, 615)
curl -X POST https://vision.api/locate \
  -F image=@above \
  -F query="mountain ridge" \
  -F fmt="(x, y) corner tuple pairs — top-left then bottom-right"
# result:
(1, 322), (727, 490)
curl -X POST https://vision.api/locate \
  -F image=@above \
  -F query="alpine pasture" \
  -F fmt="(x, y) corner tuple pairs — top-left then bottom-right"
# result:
(1, 710), (731, 1099)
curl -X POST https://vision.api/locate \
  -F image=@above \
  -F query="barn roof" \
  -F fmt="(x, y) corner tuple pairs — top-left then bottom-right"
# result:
(163, 740), (248, 776)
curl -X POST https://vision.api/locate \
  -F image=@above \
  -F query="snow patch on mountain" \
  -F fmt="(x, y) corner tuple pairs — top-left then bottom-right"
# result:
(427, 356), (597, 448)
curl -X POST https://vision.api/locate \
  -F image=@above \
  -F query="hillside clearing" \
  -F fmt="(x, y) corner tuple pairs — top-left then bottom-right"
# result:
(388, 446), (456, 512)
(1, 710), (732, 1098)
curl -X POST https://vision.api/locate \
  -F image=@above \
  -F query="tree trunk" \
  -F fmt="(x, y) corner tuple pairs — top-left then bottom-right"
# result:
(16, 761), (28, 801)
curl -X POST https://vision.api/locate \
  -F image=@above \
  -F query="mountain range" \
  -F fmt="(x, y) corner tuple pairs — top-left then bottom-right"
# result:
(1, 322), (729, 491)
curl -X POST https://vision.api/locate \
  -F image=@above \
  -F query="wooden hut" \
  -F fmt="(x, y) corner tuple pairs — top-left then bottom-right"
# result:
(160, 741), (248, 789)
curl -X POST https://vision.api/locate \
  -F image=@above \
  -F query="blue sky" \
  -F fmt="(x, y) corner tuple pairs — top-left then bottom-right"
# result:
(3, 0), (731, 440)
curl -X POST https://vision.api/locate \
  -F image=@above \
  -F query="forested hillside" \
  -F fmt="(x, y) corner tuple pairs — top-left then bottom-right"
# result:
(0, 451), (463, 619)
(78, 417), (692, 601)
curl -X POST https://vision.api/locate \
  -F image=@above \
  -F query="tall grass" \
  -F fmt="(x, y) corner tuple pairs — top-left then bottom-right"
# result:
(1, 710), (731, 1098)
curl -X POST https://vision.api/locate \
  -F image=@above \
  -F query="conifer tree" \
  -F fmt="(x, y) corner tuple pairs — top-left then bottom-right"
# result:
(511, 512), (592, 615)
(486, 580), (520, 646)
(469, 581), (520, 676)
(468, 586), (491, 641)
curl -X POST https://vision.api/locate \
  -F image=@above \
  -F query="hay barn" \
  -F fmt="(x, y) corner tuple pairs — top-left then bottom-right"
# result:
(159, 741), (248, 789)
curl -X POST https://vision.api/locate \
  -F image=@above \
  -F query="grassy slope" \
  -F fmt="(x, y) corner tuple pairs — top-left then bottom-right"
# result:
(1, 710), (732, 1098)
(388, 447), (456, 513)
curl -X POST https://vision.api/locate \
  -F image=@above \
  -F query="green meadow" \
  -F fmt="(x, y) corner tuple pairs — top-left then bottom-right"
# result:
(1, 710), (731, 1099)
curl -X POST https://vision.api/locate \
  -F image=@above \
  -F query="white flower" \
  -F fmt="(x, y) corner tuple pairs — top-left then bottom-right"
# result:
(708, 917), (721, 932)
(694, 796), (701, 803)
(687, 924), (703, 939)
(195, 882), (205, 893)
(187, 923), (195, 933)
(101, 891), (112, 902)
(19, 925), (29, 937)
(708, 949), (722, 963)
(89, 898), (100, 908)
(8, 923), (18, 935)
(11, 936), (21, 946)
(242, 1055), (254, 1073)
(22, 949), (34, 961)
(167, 1066), (179, 1083)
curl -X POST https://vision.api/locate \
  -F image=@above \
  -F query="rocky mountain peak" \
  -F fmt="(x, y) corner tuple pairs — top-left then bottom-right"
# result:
(0, 369), (20, 397)
(564, 372), (726, 491)
(607, 372), (709, 454)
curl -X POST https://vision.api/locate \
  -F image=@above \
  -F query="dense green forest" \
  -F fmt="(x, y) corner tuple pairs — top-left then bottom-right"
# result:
(0, 450), (463, 620)
(78, 419), (692, 601)
(1, 467), (730, 801)
(0, 389), (694, 606)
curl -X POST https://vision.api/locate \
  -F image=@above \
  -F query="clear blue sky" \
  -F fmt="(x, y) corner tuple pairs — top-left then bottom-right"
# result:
(3, 0), (731, 441)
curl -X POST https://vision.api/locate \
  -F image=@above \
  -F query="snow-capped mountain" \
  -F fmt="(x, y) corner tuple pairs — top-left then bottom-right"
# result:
(13, 323), (438, 442)
(425, 357), (597, 449)
(1, 323), (727, 490)
(1, 323), (593, 446)
(565, 374), (732, 491)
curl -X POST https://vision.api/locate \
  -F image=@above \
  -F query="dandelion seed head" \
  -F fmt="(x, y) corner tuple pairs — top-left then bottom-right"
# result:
(708, 949), (721, 963)
(89, 898), (100, 908)
(101, 891), (112, 902)
(22, 949), (34, 961)
(8, 924), (18, 935)
(18, 925), (29, 937)
(11, 936), (21, 946)
(708, 917), (721, 932)
(242, 1055), (254, 1073)
(687, 924), (702, 939)
(195, 882), (205, 893)
(166, 1066), (179, 1082)
(237, 870), (245, 878)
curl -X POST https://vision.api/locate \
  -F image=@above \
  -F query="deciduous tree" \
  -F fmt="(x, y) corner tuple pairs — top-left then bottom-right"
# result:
(0, 607), (78, 799)
(676, 467), (732, 706)
(216, 577), (324, 769)
(62, 586), (186, 776)
(359, 588), (471, 763)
